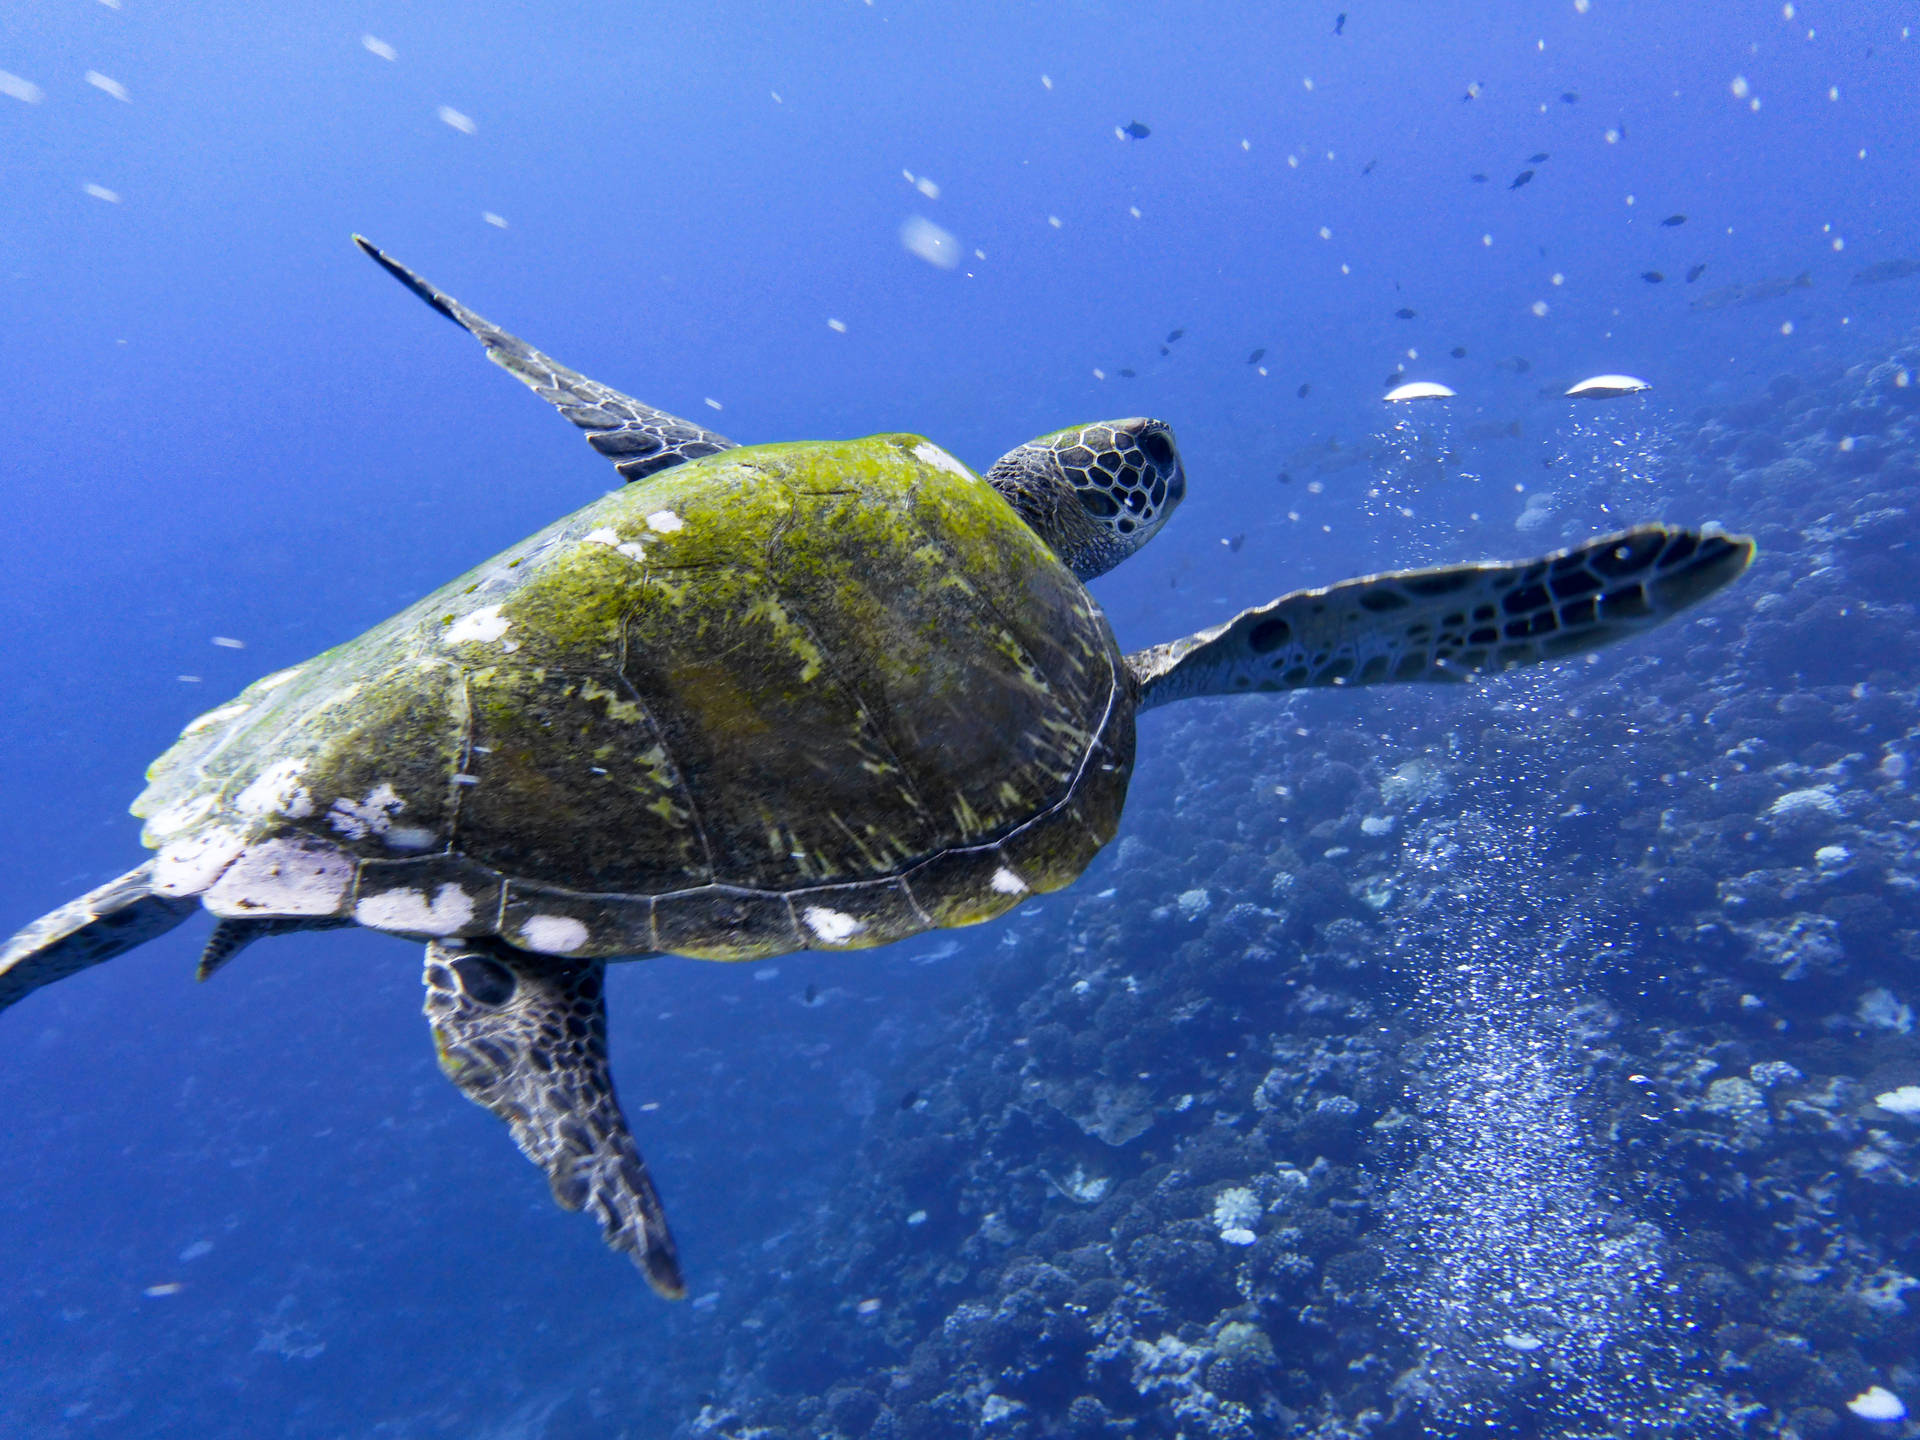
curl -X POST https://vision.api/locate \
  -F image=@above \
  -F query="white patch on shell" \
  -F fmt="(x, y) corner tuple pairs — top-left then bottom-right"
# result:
(803, 906), (866, 944)
(519, 914), (589, 953)
(354, 884), (476, 936)
(234, 758), (313, 819)
(145, 793), (218, 839)
(989, 866), (1028, 895)
(202, 836), (354, 918)
(253, 666), (304, 692)
(912, 441), (974, 480)
(182, 701), (250, 736)
(616, 541), (647, 562)
(583, 526), (621, 547)
(445, 605), (511, 645)
(152, 826), (247, 897)
(327, 783), (404, 841)
(645, 510), (684, 534)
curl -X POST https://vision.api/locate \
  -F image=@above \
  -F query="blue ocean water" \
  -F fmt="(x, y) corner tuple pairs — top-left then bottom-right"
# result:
(2, 3), (1918, 1436)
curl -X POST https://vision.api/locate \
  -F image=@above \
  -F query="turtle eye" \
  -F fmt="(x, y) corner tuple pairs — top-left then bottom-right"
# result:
(1141, 429), (1175, 468)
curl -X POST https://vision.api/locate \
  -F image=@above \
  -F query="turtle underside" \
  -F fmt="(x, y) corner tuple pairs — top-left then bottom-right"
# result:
(133, 435), (1133, 962)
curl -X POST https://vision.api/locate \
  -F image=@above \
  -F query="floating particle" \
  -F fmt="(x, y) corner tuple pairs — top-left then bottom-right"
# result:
(1566, 374), (1650, 398)
(212, 636), (245, 648)
(1047, 215), (1062, 228)
(1120, 120), (1150, 139)
(1462, 82), (1482, 101)
(0, 71), (43, 103)
(1686, 263), (1707, 282)
(1246, 347), (1266, 364)
(85, 71), (130, 101)
(361, 35), (397, 61)
(437, 105), (476, 134)
(1550, 272), (1564, 285)
(1530, 299), (1549, 316)
(827, 318), (847, 332)
(482, 212), (508, 228)
(1318, 225), (1333, 239)
(1297, 382), (1311, 398)
(1510, 169), (1535, 189)
(1041, 74), (1052, 89)
(84, 182), (121, 203)
(143, 1283), (183, 1298)
(1395, 307), (1416, 319)
(179, 1240), (214, 1262)
(856, 1298), (883, 1315)
(1604, 127), (1621, 144)
(704, 397), (723, 410)
(1641, 271), (1665, 283)
(1730, 76), (1751, 98)
(1384, 381), (1455, 402)
(899, 215), (959, 268)
(1661, 213), (1687, 226)
(1846, 1389), (1906, 1423)
(1470, 173), (1489, 183)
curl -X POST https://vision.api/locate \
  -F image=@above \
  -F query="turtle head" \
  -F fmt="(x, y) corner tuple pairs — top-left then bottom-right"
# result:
(984, 418), (1186, 581)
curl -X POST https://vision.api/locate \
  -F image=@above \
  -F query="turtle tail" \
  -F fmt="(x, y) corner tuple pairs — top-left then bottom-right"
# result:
(0, 863), (197, 1016)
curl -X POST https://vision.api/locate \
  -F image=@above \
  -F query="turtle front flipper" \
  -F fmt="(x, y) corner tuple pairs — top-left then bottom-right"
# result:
(1, 862), (198, 1015)
(421, 939), (685, 1297)
(1129, 525), (1753, 709)
(354, 236), (734, 484)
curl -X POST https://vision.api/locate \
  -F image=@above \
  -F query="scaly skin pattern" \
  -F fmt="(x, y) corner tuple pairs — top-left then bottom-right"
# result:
(130, 436), (1134, 962)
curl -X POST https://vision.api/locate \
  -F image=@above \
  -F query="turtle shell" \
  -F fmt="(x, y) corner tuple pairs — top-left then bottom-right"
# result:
(132, 436), (1134, 961)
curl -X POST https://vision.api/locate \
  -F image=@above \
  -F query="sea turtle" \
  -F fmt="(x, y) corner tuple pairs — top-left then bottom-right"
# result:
(0, 239), (1754, 1298)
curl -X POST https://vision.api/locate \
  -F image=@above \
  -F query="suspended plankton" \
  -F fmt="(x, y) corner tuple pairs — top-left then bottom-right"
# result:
(1565, 374), (1650, 399)
(1383, 381), (1456, 402)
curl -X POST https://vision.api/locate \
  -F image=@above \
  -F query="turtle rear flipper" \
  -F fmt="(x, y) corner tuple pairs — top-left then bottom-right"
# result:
(1, 863), (198, 1015)
(421, 940), (685, 1298)
(353, 236), (734, 484)
(1129, 525), (1754, 709)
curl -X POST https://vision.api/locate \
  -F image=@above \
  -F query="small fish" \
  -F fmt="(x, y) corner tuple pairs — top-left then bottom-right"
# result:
(1228, 533), (1246, 552)
(1526, 152), (1550, 164)
(1119, 367), (1136, 378)
(804, 983), (819, 1004)
(1158, 345), (1169, 357)
(900, 1089), (921, 1110)
(1384, 370), (1404, 386)
(1470, 173), (1489, 183)
(1661, 214), (1687, 227)
(1361, 159), (1377, 175)
(1395, 307), (1416, 319)
(1334, 12), (1346, 34)
(1687, 272), (1813, 310)
(1464, 419), (1524, 442)
(1166, 328), (1185, 343)
(1277, 471), (1293, 484)
(1121, 120), (1150, 140)
(1510, 169), (1534, 189)
(1246, 347), (1266, 365)
(1641, 271), (1665, 284)
(1450, 346), (1467, 358)
(1851, 257), (1920, 286)
(1297, 382), (1311, 398)
(1496, 356), (1531, 375)
(1686, 263), (1707, 283)
(1560, 92), (1579, 104)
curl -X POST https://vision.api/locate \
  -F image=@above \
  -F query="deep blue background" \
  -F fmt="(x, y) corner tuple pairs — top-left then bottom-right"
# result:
(1, 2), (1915, 1434)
